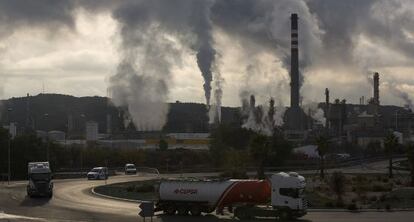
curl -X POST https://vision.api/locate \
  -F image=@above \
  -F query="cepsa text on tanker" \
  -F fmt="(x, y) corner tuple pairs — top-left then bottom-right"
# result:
(174, 188), (198, 195)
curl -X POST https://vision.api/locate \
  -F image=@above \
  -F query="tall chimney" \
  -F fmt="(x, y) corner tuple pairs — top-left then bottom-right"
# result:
(373, 72), (379, 105)
(290, 13), (300, 109)
(325, 88), (330, 128)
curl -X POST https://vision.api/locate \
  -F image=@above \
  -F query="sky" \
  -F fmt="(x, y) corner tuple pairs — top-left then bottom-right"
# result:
(0, 0), (414, 111)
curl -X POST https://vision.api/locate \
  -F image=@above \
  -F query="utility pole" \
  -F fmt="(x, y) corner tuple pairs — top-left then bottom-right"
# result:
(7, 108), (13, 185)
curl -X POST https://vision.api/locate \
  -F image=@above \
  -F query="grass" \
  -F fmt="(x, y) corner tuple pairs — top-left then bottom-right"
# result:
(94, 180), (158, 201)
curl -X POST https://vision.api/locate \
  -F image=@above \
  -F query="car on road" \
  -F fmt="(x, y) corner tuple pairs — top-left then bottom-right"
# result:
(87, 167), (108, 180)
(124, 164), (137, 175)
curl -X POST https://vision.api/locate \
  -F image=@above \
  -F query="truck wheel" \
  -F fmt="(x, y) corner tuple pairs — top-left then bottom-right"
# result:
(279, 211), (292, 220)
(164, 205), (176, 215)
(190, 205), (201, 216)
(177, 206), (189, 216)
(234, 207), (249, 220)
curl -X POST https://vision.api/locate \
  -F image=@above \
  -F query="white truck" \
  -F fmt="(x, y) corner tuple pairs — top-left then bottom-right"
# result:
(27, 162), (53, 198)
(155, 172), (307, 220)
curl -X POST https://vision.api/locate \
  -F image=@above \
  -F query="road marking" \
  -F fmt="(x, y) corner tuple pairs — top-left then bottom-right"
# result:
(0, 212), (45, 221)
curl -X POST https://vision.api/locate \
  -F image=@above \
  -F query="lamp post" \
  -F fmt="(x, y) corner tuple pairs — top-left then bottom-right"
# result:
(44, 113), (50, 161)
(80, 114), (86, 176)
(395, 110), (399, 131)
(7, 107), (12, 185)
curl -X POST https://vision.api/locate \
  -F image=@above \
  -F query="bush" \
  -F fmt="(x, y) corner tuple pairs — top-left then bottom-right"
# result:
(379, 194), (386, 202)
(347, 203), (358, 211)
(126, 185), (135, 192)
(369, 196), (378, 202)
(385, 204), (391, 211)
(325, 202), (334, 208)
(372, 184), (391, 192)
(135, 183), (155, 192)
(330, 171), (346, 204)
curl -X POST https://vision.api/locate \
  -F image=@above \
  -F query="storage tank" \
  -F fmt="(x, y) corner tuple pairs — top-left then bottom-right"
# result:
(158, 179), (271, 210)
(159, 180), (234, 207)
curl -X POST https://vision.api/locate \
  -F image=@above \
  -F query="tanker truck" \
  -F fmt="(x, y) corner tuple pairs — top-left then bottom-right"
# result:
(155, 172), (306, 220)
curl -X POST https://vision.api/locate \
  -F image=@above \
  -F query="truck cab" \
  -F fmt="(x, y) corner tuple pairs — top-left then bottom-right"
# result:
(271, 172), (306, 218)
(27, 162), (53, 198)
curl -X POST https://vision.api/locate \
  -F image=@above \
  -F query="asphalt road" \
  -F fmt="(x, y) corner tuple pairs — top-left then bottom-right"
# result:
(0, 160), (412, 222)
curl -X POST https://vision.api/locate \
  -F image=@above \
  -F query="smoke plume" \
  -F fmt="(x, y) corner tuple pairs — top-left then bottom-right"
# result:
(384, 82), (414, 109)
(241, 94), (286, 135)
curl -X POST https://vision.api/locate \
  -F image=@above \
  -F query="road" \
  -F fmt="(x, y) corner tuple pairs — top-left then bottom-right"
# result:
(0, 161), (412, 222)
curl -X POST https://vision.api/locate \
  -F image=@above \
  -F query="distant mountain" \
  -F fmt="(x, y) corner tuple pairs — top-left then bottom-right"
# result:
(0, 94), (240, 135)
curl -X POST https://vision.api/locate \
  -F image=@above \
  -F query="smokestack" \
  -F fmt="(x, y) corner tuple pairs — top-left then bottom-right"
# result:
(290, 13), (300, 109)
(325, 88), (330, 128)
(373, 72), (380, 105)
(250, 94), (256, 109)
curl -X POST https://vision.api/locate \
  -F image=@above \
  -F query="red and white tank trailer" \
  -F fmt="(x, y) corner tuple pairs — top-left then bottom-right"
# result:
(155, 172), (307, 220)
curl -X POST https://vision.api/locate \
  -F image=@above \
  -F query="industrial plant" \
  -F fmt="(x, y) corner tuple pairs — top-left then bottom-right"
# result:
(1, 13), (413, 151)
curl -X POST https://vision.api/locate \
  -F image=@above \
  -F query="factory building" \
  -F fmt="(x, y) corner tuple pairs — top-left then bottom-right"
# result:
(322, 72), (414, 147)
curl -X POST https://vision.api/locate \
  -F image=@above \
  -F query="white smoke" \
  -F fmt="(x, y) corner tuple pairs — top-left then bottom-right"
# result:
(384, 81), (414, 109)
(109, 25), (180, 131)
(302, 102), (326, 127)
(241, 94), (286, 136)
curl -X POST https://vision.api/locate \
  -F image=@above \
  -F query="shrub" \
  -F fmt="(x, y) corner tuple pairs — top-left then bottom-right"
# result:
(369, 196), (378, 202)
(126, 185), (135, 192)
(395, 180), (402, 185)
(336, 202), (345, 208)
(330, 171), (346, 204)
(372, 184), (391, 192)
(135, 183), (155, 192)
(325, 202), (334, 208)
(385, 204), (391, 211)
(382, 178), (389, 183)
(347, 203), (358, 211)
(379, 194), (386, 202)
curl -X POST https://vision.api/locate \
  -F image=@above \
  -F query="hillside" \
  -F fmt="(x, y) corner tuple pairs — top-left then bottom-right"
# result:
(0, 94), (240, 134)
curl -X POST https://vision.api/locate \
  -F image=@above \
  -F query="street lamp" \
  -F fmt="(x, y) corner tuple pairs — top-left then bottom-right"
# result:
(7, 107), (12, 185)
(80, 114), (86, 176)
(44, 113), (49, 161)
(395, 110), (399, 131)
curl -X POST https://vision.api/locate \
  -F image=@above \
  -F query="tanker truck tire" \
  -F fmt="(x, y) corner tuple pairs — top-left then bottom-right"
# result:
(190, 205), (201, 216)
(234, 207), (250, 220)
(279, 210), (292, 220)
(177, 205), (189, 216)
(164, 205), (176, 215)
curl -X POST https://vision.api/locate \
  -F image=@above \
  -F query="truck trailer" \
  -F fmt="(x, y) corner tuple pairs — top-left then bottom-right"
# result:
(27, 162), (53, 198)
(155, 172), (306, 220)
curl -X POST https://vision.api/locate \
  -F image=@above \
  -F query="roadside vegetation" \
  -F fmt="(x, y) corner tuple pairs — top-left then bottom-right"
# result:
(94, 180), (158, 201)
(306, 173), (414, 209)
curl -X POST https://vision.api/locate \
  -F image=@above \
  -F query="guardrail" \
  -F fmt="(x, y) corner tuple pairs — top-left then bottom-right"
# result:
(31, 154), (407, 179)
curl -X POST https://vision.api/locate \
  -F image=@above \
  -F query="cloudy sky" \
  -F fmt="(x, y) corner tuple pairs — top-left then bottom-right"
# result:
(1, 0), (414, 110)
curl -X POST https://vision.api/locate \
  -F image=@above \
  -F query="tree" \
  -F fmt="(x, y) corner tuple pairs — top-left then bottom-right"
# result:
(384, 133), (398, 178)
(249, 134), (270, 179)
(407, 143), (414, 186)
(330, 171), (346, 205)
(0, 128), (10, 176)
(316, 136), (329, 179)
(159, 139), (168, 151)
